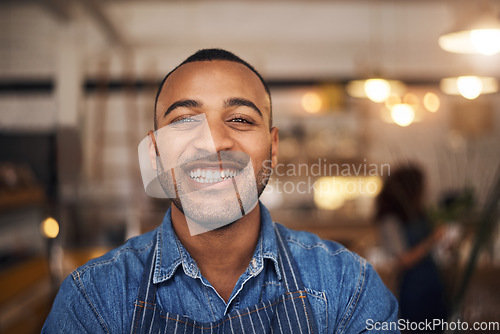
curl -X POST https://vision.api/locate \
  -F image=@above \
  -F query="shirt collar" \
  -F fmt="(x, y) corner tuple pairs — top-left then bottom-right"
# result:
(153, 202), (281, 284)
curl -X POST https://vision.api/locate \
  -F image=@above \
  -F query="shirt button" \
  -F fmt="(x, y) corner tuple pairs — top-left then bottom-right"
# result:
(251, 258), (257, 268)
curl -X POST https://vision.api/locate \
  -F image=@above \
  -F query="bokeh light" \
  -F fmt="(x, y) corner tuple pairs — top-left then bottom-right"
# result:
(470, 29), (500, 55)
(301, 92), (322, 113)
(314, 176), (382, 210)
(423, 92), (440, 112)
(457, 76), (483, 100)
(40, 217), (59, 239)
(390, 103), (415, 127)
(364, 78), (391, 103)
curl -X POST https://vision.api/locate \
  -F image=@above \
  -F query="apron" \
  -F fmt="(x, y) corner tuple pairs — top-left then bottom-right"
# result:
(130, 224), (318, 333)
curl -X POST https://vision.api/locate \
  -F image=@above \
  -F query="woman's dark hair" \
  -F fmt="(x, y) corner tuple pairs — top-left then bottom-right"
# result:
(375, 164), (425, 223)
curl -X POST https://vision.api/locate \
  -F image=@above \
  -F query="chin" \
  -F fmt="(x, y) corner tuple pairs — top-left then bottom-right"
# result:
(187, 205), (242, 231)
(179, 187), (259, 235)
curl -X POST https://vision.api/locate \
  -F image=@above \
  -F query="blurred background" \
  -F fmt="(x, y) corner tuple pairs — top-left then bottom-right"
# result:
(1, 0), (499, 332)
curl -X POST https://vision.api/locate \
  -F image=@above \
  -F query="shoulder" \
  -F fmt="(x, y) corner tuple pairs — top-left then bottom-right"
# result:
(276, 223), (399, 332)
(70, 229), (156, 303)
(277, 223), (369, 301)
(277, 223), (364, 275)
(74, 229), (156, 279)
(46, 229), (157, 333)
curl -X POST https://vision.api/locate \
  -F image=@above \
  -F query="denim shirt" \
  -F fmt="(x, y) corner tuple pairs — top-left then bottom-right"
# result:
(43, 203), (399, 333)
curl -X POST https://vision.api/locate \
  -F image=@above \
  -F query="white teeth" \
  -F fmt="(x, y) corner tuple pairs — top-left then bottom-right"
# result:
(189, 168), (240, 183)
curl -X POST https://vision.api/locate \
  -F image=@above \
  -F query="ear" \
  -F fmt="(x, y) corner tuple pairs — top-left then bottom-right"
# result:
(148, 131), (159, 171)
(270, 127), (279, 168)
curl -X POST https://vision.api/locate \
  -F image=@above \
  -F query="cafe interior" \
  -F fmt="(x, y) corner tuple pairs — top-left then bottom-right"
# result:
(1, 0), (499, 332)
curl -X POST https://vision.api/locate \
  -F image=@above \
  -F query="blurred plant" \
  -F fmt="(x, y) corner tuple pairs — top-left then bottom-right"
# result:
(429, 187), (476, 224)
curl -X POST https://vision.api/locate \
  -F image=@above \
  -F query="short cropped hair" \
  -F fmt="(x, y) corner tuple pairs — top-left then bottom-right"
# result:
(154, 48), (272, 130)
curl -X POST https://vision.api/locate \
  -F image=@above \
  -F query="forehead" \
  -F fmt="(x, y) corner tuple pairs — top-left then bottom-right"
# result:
(158, 60), (270, 111)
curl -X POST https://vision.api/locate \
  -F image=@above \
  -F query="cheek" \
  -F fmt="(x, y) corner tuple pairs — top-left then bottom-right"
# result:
(156, 133), (195, 167)
(240, 140), (271, 169)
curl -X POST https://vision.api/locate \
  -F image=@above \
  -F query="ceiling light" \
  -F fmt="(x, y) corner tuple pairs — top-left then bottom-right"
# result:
(423, 92), (440, 112)
(470, 29), (500, 55)
(347, 79), (406, 103)
(457, 76), (483, 99)
(440, 76), (498, 99)
(301, 92), (322, 113)
(439, 10), (500, 55)
(390, 103), (415, 127)
(364, 78), (391, 103)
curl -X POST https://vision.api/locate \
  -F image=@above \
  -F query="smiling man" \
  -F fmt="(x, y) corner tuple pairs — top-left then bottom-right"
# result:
(43, 49), (399, 333)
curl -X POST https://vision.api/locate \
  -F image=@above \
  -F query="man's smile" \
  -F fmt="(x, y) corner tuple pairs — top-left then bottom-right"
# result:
(189, 168), (241, 184)
(178, 151), (250, 187)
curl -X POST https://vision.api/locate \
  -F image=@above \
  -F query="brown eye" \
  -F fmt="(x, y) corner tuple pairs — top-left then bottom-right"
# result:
(231, 118), (250, 123)
(228, 115), (254, 125)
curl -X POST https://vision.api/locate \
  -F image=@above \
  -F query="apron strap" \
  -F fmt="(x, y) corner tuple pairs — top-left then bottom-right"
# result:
(130, 242), (158, 334)
(274, 223), (307, 293)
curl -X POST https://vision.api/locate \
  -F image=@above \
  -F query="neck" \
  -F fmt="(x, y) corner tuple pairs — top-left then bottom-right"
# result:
(170, 203), (261, 301)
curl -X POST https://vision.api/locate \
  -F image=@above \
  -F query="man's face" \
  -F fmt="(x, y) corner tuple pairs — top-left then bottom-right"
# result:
(154, 60), (278, 232)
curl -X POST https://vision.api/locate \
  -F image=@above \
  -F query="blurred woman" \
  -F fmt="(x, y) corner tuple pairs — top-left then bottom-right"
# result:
(375, 164), (448, 330)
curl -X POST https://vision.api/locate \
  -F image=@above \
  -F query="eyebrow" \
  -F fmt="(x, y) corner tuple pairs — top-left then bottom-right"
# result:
(163, 97), (263, 119)
(164, 99), (201, 118)
(224, 98), (263, 118)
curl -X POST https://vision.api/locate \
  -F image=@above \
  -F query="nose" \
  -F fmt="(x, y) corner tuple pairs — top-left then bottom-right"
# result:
(191, 117), (234, 154)
(206, 118), (235, 152)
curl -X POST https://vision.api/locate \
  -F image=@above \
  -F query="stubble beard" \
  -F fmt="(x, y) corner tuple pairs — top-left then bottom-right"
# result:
(157, 149), (273, 229)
